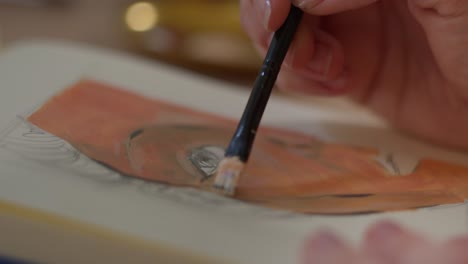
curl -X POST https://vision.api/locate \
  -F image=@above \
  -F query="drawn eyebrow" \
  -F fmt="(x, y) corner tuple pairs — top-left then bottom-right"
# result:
(129, 128), (144, 140)
(250, 193), (377, 204)
(331, 194), (374, 198)
(126, 128), (147, 155)
(316, 211), (382, 216)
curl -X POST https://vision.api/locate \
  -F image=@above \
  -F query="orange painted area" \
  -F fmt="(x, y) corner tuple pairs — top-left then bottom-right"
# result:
(28, 80), (468, 214)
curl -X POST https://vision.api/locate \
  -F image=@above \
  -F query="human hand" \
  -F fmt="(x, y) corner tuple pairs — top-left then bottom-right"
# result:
(241, 0), (468, 149)
(302, 221), (468, 264)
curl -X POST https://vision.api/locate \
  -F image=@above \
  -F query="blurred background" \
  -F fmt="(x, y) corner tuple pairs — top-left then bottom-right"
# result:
(0, 0), (265, 85)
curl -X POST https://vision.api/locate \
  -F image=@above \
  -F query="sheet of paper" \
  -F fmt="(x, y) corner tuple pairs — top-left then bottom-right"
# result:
(26, 79), (468, 215)
(0, 40), (467, 264)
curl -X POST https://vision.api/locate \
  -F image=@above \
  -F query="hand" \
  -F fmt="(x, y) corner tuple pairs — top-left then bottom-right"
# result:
(302, 221), (468, 264)
(241, 0), (468, 149)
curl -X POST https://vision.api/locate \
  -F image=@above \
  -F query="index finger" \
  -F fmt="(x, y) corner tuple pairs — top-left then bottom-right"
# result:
(292, 0), (379, 15)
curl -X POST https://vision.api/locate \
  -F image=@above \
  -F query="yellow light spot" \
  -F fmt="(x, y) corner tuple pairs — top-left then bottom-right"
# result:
(125, 2), (159, 32)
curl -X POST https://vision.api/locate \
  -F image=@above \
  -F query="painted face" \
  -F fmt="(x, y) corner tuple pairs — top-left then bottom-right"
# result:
(26, 80), (468, 214)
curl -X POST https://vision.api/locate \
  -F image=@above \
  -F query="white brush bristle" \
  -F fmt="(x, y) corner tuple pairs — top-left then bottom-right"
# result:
(213, 157), (245, 195)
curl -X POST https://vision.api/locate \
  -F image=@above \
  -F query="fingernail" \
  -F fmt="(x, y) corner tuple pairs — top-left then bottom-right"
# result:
(263, 0), (272, 31)
(307, 42), (332, 76)
(294, 0), (322, 9)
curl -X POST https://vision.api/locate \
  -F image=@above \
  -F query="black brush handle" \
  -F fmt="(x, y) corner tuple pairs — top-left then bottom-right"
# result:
(225, 5), (303, 161)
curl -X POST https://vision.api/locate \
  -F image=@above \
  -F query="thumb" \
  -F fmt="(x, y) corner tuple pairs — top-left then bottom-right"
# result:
(409, 0), (468, 93)
(292, 0), (379, 15)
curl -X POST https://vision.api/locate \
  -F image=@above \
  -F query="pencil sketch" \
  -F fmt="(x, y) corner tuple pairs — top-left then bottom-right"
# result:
(0, 116), (119, 182)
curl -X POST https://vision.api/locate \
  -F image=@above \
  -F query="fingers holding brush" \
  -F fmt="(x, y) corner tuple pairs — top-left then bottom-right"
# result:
(242, 0), (381, 96)
(292, 0), (379, 15)
(242, 0), (348, 94)
(282, 25), (346, 83)
(240, 0), (291, 51)
(241, 0), (379, 37)
(275, 23), (348, 95)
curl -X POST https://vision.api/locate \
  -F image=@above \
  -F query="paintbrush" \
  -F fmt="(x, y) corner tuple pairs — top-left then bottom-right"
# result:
(213, 5), (303, 195)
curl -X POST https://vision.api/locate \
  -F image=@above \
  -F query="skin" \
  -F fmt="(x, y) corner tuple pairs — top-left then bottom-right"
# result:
(241, 0), (468, 150)
(241, 0), (468, 262)
(302, 221), (468, 264)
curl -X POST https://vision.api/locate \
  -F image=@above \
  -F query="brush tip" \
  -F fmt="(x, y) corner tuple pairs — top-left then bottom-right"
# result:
(213, 156), (245, 195)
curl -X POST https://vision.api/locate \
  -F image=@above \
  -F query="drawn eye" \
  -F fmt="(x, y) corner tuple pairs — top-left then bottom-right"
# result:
(188, 145), (225, 180)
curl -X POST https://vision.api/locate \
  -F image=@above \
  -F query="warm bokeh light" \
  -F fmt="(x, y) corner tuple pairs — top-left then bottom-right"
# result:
(125, 2), (159, 32)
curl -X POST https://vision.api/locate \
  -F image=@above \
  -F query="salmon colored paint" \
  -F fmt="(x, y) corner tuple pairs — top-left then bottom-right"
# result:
(28, 80), (468, 214)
